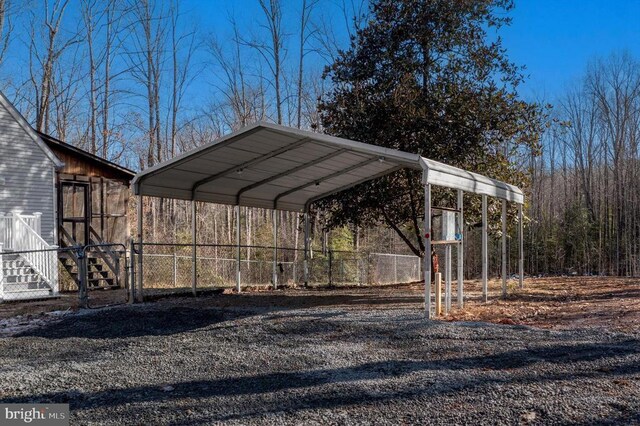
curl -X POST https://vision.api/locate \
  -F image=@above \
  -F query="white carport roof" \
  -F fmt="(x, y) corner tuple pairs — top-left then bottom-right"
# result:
(132, 122), (524, 211)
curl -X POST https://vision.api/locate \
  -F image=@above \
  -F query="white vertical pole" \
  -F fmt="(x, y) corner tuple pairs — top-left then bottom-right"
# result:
(445, 244), (451, 313)
(482, 194), (488, 303)
(236, 205), (241, 293)
(424, 184), (432, 318)
(272, 210), (278, 289)
(457, 189), (464, 308)
(173, 251), (177, 287)
(518, 203), (524, 288)
(303, 211), (309, 286)
(137, 194), (143, 302)
(191, 201), (197, 296)
(502, 199), (507, 298)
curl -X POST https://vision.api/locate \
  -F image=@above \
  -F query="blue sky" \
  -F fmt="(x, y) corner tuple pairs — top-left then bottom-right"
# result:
(176, 0), (640, 107)
(502, 0), (640, 100)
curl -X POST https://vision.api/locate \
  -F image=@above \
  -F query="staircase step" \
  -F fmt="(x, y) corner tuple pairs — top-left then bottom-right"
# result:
(4, 274), (43, 283)
(3, 266), (34, 275)
(3, 260), (27, 268)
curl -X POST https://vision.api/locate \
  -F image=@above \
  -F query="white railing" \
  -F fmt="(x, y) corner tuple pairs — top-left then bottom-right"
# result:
(0, 212), (57, 294)
(0, 212), (42, 250)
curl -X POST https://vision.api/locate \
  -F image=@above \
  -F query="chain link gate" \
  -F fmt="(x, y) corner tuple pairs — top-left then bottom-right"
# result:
(78, 243), (130, 308)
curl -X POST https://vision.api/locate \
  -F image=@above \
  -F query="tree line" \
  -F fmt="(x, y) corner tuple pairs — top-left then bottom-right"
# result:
(0, 0), (635, 278)
(529, 52), (640, 277)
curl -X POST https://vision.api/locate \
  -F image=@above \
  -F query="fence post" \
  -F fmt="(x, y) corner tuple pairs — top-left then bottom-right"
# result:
(328, 250), (333, 286)
(129, 240), (135, 304)
(173, 251), (178, 288)
(78, 248), (88, 309)
(50, 246), (59, 295)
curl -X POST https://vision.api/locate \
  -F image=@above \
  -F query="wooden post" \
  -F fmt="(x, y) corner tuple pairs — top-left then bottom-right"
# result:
(482, 194), (488, 303)
(136, 195), (143, 302)
(191, 201), (197, 296)
(457, 189), (464, 308)
(236, 205), (241, 293)
(435, 272), (442, 316)
(502, 199), (507, 298)
(518, 203), (524, 288)
(424, 183), (432, 318)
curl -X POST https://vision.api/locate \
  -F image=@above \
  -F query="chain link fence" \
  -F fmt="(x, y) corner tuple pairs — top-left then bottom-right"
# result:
(0, 244), (129, 309)
(135, 243), (422, 296)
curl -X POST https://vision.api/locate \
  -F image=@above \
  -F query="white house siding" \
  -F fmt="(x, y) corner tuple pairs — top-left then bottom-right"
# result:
(0, 102), (57, 245)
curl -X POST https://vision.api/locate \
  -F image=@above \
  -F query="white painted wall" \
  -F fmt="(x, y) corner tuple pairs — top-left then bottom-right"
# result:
(0, 102), (57, 244)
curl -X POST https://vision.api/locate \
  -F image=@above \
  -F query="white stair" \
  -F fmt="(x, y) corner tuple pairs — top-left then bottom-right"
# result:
(2, 253), (55, 301)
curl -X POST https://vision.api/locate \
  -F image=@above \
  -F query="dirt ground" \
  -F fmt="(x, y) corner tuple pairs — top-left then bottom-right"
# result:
(445, 276), (640, 334)
(1, 276), (639, 334)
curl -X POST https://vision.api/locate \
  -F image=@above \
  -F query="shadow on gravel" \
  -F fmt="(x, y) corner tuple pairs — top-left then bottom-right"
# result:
(11, 292), (422, 340)
(4, 340), (638, 418)
(14, 306), (251, 339)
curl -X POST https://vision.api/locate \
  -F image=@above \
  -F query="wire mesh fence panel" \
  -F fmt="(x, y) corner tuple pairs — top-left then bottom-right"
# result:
(330, 251), (368, 286)
(1, 246), (65, 302)
(0, 246), (121, 312)
(369, 253), (422, 284)
(136, 243), (431, 293)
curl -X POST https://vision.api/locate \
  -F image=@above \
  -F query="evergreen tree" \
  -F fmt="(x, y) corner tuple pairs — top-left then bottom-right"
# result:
(318, 0), (544, 256)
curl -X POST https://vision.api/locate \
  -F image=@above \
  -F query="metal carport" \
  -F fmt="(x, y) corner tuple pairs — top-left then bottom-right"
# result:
(132, 122), (524, 318)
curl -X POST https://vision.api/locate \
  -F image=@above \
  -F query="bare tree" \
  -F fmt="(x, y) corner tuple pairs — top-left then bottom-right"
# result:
(28, 0), (79, 133)
(127, 0), (166, 167)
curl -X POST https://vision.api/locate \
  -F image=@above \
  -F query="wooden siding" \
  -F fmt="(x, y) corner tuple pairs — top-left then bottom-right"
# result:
(0, 102), (57, 244)
(43, 139), (134, 184)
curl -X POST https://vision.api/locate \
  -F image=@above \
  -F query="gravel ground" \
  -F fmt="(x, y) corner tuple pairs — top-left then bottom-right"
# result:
(1, 292), (640, 425)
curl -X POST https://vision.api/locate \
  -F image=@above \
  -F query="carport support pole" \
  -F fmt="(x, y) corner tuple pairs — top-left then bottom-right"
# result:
(518, 203), (524, 289)
(191, 201), (197, 296)
(136, 194), (143, 302)
(445, 244), (452, 313)
(236, 205), (241, 293)
(457, 189), (464, 308)
(501, 199), (507, 298)
(482, 194), (488, 303)
(303, 211), (309, 286)
(424, 183), (432, 318)
(272, 210), (278, 289)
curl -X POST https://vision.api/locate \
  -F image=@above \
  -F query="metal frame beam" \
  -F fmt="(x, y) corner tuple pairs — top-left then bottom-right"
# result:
(235, 149), (349, 204)
(274, 157), (380, 209)
(192, 138), (311, 195)
(482, 194), (488, 303)
(272, 210), (278, 289)
(457, 189), (464, 308)
(236, 205), (241, 292)
(192, 201), (197, 296)
(136, 194), (143, 302)
(424, 184), (432, 318)
(303, 210), (309, 286)
(518, 203), (524, 288)
(302, 166), (403, 212)
(501, 199), (507, 298)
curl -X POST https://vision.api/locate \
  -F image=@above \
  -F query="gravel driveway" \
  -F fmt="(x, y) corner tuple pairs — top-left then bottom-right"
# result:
(0, 291), (639, 425)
